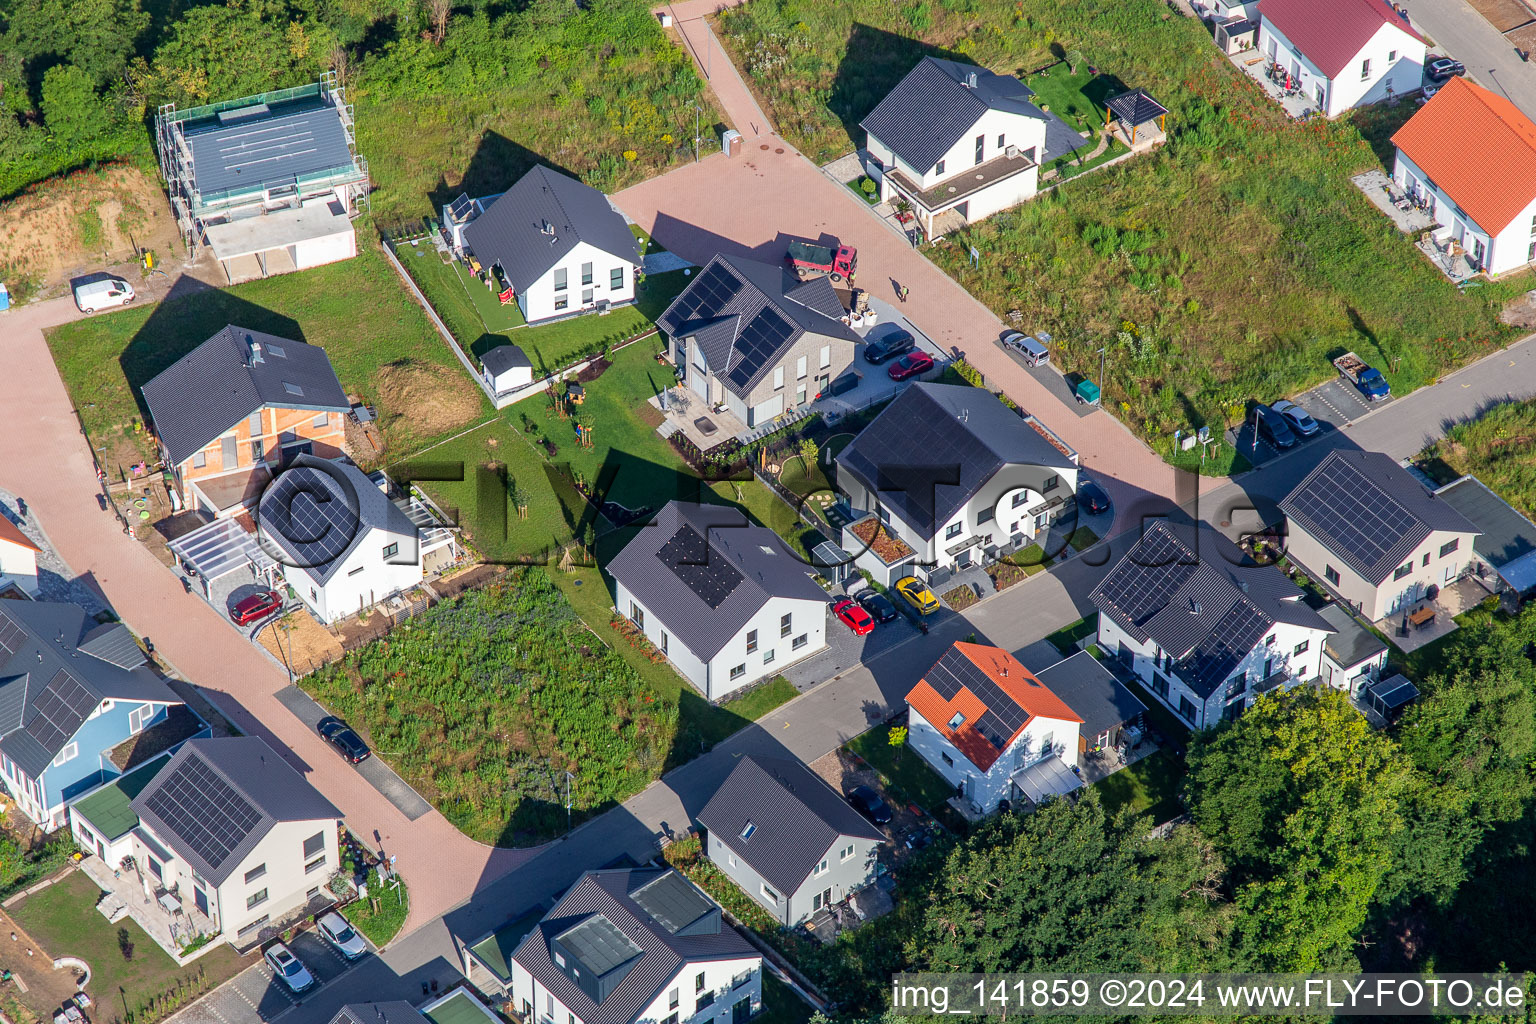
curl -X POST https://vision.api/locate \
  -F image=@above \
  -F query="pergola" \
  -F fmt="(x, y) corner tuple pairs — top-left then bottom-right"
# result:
(1106, 88), (1169, 143)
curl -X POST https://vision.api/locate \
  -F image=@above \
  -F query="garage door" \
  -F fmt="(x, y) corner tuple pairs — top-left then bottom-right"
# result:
(752, 394), (784, 426)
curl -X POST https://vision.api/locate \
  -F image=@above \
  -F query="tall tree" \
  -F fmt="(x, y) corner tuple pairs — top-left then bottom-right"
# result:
(2, 0), (149, 92)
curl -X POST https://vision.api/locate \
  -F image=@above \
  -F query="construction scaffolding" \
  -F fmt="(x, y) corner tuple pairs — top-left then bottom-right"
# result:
(154, 72), (371, 255)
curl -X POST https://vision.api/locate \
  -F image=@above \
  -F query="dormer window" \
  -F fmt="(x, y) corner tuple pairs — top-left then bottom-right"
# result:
(948, 711), (965, 729)
(741, 821), (756, 840)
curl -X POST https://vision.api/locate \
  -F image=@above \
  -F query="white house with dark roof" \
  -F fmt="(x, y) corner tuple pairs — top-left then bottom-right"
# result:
(462, 165), (641, 325)
(1090, 522), (1335, 730)
(1280, 450), (1480, 622)
(509, 867), (761, 1024)
(1434, 475), (1536, 597)
(697, 754), (884, 926)
(658, 253), (861, 430)
(1317, 603), (1389, 697)
(607, 502), (830, 700)
(1033, 650), (1147, 755)
(121, 736), (341, 949)
(835, 383), (1078, 583)
(481, 344), (535, 399)
(0, 602), (191, 831)
(1256, 0), (1425, 117)
(860, 57), (1090, 237)
(256, 456), (425, 624)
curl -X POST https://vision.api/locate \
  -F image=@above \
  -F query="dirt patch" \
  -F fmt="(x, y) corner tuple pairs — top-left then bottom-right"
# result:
(941, 583), (979, 611)
(1509, 21), (1536, 50)
(635, 402), (665, 429)
(0, 907), (83, 1020)
(261, 610), (345, 676)
(1501, 290), (1536, 328)
(373, 359), (482, 439)
(0, 164), (181, 300)
(574, 356), (612, 383)
(1469, 0), (1535, 32)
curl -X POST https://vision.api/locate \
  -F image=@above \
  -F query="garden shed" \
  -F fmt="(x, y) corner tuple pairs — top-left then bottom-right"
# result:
(481, 344), (534, 398)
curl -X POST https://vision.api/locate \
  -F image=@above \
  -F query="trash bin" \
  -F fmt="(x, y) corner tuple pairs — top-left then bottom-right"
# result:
(0, 284), (9, 312)
(721, 129), (742, 157)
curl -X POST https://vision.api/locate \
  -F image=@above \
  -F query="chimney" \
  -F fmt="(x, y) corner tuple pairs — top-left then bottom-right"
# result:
(966, 71), (978, 89)
(248, 334), (263, 364)
(1189, 598), (1202, 615)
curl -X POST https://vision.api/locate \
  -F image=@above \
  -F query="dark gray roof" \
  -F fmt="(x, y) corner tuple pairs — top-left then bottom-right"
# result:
(606, 502), (828, 661)
(1434, 476), (1536, 591)
(0, 603), (179, 778)
(1089, 523), (1334, 698)
(1281, 451), (1479, 586)
(1106, 88), (1169, 127)
(462, 166), (640, 294)
(512, 868), (753, 1024)
(656, 254), (859, 399)
(256, 456), (417, 585)
(481, 345), (532, 376)
(836, 382), (1076, 538)
(130, 736), (340, 884)
(185, 98), (354, 200)
(697, 755), (882, 894)
(330, 1004), (429, 1024)
(1317, 603), (1387, 671)
(861, 57), (1049, 172)
(141, 326), (350, 466)
(1033, 651), (1146, 739)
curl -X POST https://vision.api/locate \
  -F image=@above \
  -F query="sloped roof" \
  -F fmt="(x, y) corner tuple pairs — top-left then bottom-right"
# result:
(141, 326), (349, 466)
(1434, 475), (1536, 592)
(1280, 450), (1478, 585)
(512, 868), (754, 1024)
(482, 345), (532, 376)
(256, 456), (417, 585)
(184, 96), (357, 199)
(697, 755), (883, 894)
(0, 602), (179, 777)
(0, 517), (39, 554)
(330, 1003), (430, 1024)
(1033, 651), (1147, 740)
(656, 254), (859, 399)
(1260, 0), (1424, 77)
(906, 642), (1082, 772)
(1106, 88), (1168, 127)
(463, 165), (640, 294)
(606, 502), (828, 661)
(836, 383), (1076, 539)
(1392, 75), (1536, 235)
(1089, 522), (1333, 698)
(131, 736), (340, 884)
(861, 57), (1048, 171)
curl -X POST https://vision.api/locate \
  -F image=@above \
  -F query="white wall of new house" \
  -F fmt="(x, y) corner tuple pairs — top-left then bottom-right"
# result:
(284, 525), (424, 625)
(512, 955), (763, 1024)
(521, 240), (637, 325)
(867, 107), (1047, 220)
(706, 831), (881, 925)
(1096, 613), (1329, 729)
(1259, 18), (1423, 117)
(906, 710), (1080, 814)
(1284, 524), (1478, 621)
(1394, 149), (1536, 276)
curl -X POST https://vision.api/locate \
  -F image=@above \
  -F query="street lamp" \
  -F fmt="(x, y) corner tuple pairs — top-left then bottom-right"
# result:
(693, 103), (702, 164)
(565, 771), (575, 832)
(1096, 346), (1107, 398)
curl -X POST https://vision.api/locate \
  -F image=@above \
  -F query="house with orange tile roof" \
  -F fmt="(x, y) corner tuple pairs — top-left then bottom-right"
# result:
(0, 516), (40, 598)
(1257, 0), (1425, 117)
(904, 642), (1083, 815)
(1391, 76), (1536, 277)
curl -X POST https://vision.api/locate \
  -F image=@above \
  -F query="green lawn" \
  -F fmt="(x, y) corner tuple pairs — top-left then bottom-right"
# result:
(1043, 615), (1098, 656)
(9, 871), (246, 1019)
(1049, 137), (1130, 181)
(1093, 749), (1185, 823)
(1025, 66), (1116, 131)
(759, 975), (815, 1024)
(845, 724), (956, 813)
(342, 877), (409, 947)
(720, 676), (800, 722)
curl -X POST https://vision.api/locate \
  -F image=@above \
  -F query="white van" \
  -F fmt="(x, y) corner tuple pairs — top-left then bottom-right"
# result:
(73, 277), (136, 314)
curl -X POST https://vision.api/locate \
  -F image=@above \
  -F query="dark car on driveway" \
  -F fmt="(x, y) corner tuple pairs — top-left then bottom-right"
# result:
(848, 785), (894, 826)
(318, 716), (371, 764)
(888, 351), (934, 381)
(1427, 56), (1465, 80)
(856, 589), (900, 623)
(230, 590), (283, 626)
(1253, 403), (1298, 449)
(863, 329), (916, 364)
(1077, 477), (1113, 516)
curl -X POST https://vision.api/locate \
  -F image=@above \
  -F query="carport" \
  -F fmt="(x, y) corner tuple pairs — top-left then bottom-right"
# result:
(1010, 756), (1084, 806)
(169, 515), (278, 587)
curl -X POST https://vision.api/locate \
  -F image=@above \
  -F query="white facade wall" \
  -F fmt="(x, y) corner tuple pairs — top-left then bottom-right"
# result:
(512, 955), (762, 1024)
(706, 832), (880, 925)
(1284, 523), (1478, 621)
(906, 708), (1080, 814)
(1394, 149), (1536, 276)
(1259, 17), (1423, 117)
(285, 525), (424, 625)
(292, 229), (358, 271)
(866, 108), (1048, 224)
(520, 240), (638, 325)
(0, 538), (39, 597)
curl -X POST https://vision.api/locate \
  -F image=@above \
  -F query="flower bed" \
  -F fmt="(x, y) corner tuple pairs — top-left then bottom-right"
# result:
(941, 585), (978, 611)
(848, 517), (914, 565)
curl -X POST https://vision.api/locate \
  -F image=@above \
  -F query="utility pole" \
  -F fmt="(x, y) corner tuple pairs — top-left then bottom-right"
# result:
(565, 771), (575, 832)
(693, 103), (701, 163)
(1096, 346), (1106, 397)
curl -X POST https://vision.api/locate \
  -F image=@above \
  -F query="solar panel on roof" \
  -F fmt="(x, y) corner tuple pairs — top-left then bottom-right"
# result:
(556, 914), (642, 977)
(1097, 528), (1196, 625)
(1291, 458), (1418, 570)
(657, 525), (743, 609)
(0, 615), (27, 656)
(143, 755), (262, 870)
(629, 871), (713, 933)
(924, 649), (1029, 754)
(449, 193), (475, 223)
(670, 262), (742, 323)
(726, 308), (796, 389)
(257, 467), (361, 569)
(23, 669), (97, 754)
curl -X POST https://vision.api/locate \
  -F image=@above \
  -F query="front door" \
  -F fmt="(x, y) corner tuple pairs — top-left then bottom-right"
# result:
(733, 997), (752, 1024)
(1473, 237), (1487, 268)
(194, 884), (209, 916)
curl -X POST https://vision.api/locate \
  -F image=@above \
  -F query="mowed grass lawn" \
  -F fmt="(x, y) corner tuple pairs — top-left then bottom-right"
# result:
(10, 871), (247, 1017)
(46, 243), (489, 470)
(1093, 749), (1185, 823)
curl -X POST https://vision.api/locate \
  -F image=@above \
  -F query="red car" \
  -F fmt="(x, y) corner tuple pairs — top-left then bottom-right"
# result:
(888, 352), (934, 381)
(832, 598), (875, 636)
(230, 590), (283, 626)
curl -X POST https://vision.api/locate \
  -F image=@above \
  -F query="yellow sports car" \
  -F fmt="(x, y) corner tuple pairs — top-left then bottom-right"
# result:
(895, 576), (941, 615)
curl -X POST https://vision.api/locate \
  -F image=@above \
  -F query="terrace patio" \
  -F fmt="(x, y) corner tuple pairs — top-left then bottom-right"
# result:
(1351, 170), (1436, 234)
(78, 855), (220, 963)
(1226, 48), (1321, 119)
(1371, 575), (1492, 652)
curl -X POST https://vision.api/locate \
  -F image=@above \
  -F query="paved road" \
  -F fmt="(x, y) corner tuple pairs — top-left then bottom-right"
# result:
(1408, 0), (1536, 117)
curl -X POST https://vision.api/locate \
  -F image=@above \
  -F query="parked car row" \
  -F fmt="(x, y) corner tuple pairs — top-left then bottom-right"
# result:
(263, 911), (371, 994)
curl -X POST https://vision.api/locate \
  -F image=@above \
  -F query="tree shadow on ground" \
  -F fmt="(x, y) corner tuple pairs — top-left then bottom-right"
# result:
(427, 130), (580, 218)
(827, 24), (970, 150)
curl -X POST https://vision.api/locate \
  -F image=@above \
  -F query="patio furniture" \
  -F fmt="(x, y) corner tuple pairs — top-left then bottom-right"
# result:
(1408, 606), (1435, 629)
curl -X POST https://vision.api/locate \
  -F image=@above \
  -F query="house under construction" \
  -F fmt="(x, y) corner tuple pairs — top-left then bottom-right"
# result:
(155, 73), (370, 284)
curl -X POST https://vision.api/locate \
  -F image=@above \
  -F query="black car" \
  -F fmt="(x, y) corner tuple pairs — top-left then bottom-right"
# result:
(1253, 404), (1298, 450)
(848, 785), (893, 826)
(1427, 57), (1465, 80)
(863, 329), (915, 365)
(856, 589), (900, 623)
(1077, 477), (1112, 516)
(317, 716), (371, 764)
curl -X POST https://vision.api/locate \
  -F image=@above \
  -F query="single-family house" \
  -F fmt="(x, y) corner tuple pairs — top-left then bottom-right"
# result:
(482, 344), (535, 399)
(462, 165), (642, 325)
(607, 502), (829, 701)
(1257, 0), (1426, 117)
(1434, 474), (1536, 596)
(507, 867), (762, 1024)
(657, 253), (860, 430)
(905, 642), (1084, 815)
(1317, 603), (1389, 697)
(0, 518), (41, 598)
(333, 991), (503, 1024)
(1032, 650), (1147, 755)
(1280, 450), (1480, 622)
(154, 77), (369, 284)
(256, 456), (424, 624)
(121, 736), (341, 949)
(835, 383), (1079, 583)
(1392, 76), (1536, 277)
(141, 326), (350, 517)
(0, 602), (189, 830)
(860, 57), (1090, 237)
(697, 754), (884, 926)
(1090, 521), (1335, 730)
